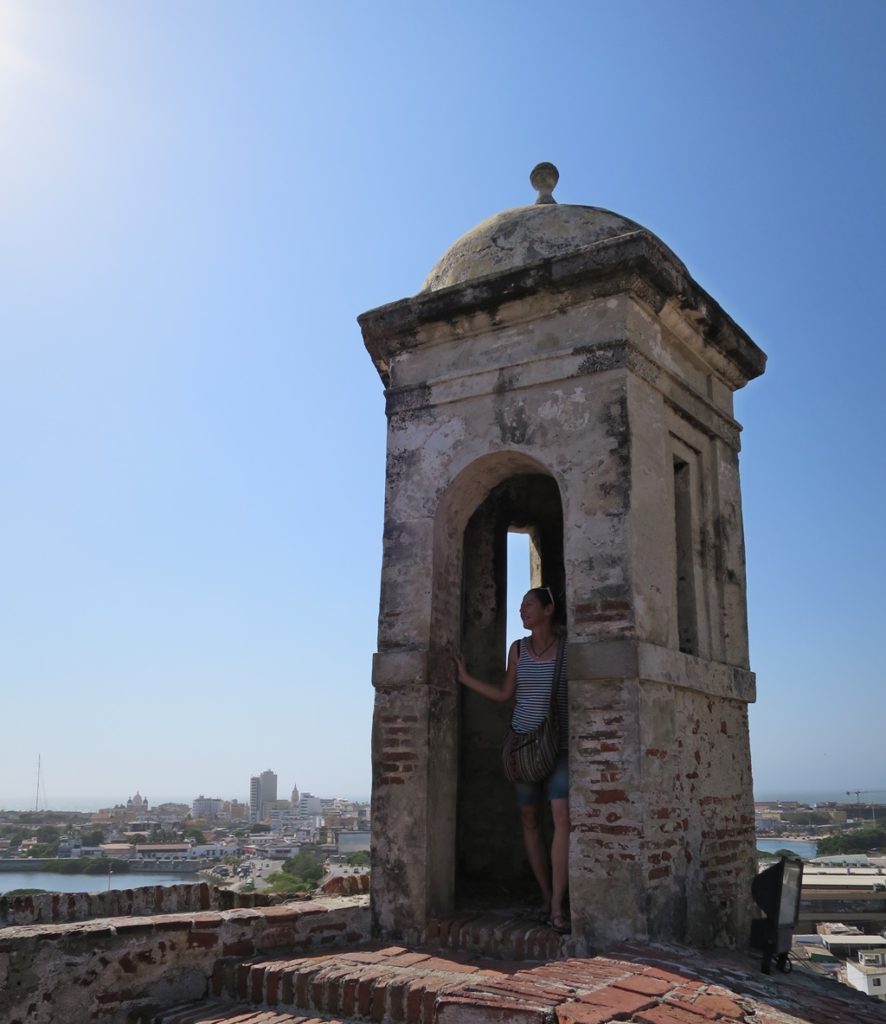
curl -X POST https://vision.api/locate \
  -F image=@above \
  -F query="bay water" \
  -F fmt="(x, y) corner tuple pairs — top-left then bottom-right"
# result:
(756, 838), (817, 859)
(0, 871), (200, 895)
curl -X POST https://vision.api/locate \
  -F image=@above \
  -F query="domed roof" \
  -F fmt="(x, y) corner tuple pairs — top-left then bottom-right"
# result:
(421, 163), (646, 293)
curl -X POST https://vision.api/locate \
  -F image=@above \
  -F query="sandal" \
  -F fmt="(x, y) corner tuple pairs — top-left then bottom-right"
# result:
(548, 913), (571, 934)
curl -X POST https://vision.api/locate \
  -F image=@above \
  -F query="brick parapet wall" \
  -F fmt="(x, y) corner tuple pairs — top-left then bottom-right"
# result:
(0, 876), (369, 928)
(0, 881), (288, 928)
(0, 895), (370, 1024)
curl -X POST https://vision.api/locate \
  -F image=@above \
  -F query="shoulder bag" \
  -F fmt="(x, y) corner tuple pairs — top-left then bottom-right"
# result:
(501, 637), (566, 784)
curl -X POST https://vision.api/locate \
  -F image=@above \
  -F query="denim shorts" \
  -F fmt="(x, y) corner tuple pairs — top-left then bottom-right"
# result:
(514, 749), (569, 806)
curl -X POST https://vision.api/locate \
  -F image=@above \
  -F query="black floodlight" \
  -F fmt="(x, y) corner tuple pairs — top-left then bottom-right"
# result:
(750, 855), (804, 974)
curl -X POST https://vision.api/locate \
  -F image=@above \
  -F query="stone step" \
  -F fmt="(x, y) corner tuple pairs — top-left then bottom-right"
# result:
(152, 1000), (349, 1023)
(210, 946), (510, 1022)
(416, 912), (567, 961)
(158, 947), (730, 1024)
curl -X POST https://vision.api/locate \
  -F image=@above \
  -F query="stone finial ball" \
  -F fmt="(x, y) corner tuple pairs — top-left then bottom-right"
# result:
(530, 162), (559, 204)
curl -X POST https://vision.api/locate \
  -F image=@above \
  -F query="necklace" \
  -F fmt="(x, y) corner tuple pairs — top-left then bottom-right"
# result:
(529, 635), (556, 658)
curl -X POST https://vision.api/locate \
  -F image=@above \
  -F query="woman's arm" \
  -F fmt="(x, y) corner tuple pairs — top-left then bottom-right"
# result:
(455, 641), (519, 702)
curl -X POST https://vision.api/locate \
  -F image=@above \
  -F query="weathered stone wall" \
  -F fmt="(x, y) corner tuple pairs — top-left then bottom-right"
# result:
(0, 896), (370, 1024)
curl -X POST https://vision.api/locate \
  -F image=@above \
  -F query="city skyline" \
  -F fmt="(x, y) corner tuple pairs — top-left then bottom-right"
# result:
(2, 2), (885, 805)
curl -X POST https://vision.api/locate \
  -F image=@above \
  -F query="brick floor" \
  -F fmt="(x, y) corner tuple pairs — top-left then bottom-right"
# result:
(152, 934), (886, 1024)
(23, 897), (886, 1024)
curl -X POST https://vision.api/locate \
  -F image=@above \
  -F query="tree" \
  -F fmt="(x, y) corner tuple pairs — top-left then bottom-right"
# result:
(29, 842), (60, 858)
(346, 851), (371, 867)
(265, 871), (314, 894)
(36, 825), (60, 844)
(281, 851), (324, 883)
(817, 826), (886, 856)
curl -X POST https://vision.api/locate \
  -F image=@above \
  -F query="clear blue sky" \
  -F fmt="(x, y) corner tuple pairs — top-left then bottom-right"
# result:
(2, 1), (884, 810)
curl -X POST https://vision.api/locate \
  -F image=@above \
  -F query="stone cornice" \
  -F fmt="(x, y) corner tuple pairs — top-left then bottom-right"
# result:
(568, 637), (756, 703)
(359, 230), (766, 391)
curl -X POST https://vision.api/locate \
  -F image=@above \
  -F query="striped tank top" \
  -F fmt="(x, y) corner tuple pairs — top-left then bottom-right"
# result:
(511, 637), (568, 747)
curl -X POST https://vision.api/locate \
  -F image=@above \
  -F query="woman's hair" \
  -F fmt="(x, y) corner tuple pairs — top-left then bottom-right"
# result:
(527, 585), (566, 629)
(528, 585), (555, 609)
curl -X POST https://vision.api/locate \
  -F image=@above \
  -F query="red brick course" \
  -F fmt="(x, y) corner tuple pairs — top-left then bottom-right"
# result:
(8, 900), (886, 1024)
(577, 984), (655, 1015)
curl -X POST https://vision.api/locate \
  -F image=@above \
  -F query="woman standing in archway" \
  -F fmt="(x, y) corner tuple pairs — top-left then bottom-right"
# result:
(455, 586), (570, 933)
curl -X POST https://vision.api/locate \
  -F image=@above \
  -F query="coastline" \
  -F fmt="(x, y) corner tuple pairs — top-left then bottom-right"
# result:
(0, 858), (203, 874)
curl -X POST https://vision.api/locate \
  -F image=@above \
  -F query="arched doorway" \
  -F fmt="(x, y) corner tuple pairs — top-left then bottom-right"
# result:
(427, 453), (565, 915)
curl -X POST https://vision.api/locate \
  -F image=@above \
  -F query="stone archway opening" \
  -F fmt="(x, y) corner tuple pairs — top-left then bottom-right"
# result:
(455, 472), (565, 912)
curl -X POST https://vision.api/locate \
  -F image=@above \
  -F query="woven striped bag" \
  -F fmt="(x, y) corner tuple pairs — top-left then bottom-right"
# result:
(501, 638), (565, 784)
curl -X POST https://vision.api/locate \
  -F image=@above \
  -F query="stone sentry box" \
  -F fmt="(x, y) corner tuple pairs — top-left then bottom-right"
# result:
(358, 164), (767, 950)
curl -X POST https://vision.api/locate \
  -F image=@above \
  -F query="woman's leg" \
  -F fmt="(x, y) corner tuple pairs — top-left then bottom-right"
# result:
(549, 797), (571, 924)
(519, 802), (552, 912)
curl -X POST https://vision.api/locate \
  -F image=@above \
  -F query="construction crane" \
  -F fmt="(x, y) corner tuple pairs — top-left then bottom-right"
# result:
(845, 790), (886, 822)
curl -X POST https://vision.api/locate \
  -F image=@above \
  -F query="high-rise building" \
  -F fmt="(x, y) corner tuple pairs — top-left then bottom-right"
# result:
(249, 777), (261, 823)
(249, 769), (278, 823)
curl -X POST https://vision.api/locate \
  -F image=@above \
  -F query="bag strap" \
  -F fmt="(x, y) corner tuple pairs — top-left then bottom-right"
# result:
(549, 636), (566, 713)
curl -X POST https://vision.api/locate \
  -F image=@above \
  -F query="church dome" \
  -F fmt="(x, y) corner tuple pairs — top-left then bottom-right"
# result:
(421, 163), (647, 293)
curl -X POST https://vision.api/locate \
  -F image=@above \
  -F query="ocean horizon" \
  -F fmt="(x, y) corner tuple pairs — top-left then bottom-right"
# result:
(0, 794), (373, 813)
(0, 790), (873, 814)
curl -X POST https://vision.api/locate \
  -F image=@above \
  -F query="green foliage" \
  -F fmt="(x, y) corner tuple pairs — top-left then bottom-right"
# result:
(29, 857), (130, 875)
(817, 826), (886, 856)
(2, 888), (49, 897)
(281, 851), (324, 883)
(249, 824), (271, 834)
(28, 842), (59, 858)
(346, 851), (370, 867)
(265, 870), (315, 894)
(39, 858), (85, 874)
(80, 829), (106, 847)
(184, 829), (206, 846)
(13, 812), (90, 827)
(86, 858), (126, 875)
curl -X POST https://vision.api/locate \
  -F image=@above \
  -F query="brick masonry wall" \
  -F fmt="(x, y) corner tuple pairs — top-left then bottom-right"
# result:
(569, 677), (755, 948)
(0, 882), (213, 928)
(0, 881), (307, 928)
(0, 896), (370, 1024)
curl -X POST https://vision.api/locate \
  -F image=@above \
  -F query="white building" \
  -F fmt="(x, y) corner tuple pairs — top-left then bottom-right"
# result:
(299, 793), (322, 816)
(820, 934), (886, 960)
(847, 950), (886, 1000)
(192, 844), (234, 860)
(192, 796), (224, 819)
